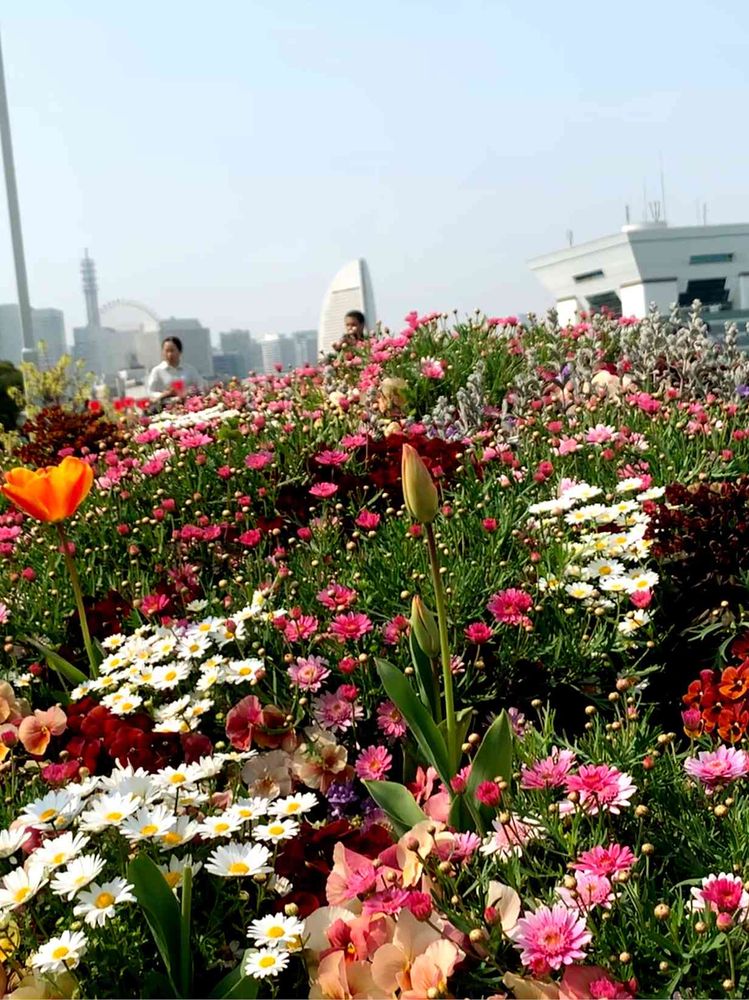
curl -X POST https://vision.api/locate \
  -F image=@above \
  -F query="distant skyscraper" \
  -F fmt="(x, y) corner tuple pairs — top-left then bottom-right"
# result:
(81, 250), (101, 328)
(0, 304), (66, 366)
(212, 351), (243, 379)
(160, 318), (213, 376)
(318, 258), (376, 356)
(260, 336), (281, 374)
(291, 329), (318, 366)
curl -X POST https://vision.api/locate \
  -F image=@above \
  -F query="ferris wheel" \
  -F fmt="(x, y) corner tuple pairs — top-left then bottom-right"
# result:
(99, 299), (161, 332)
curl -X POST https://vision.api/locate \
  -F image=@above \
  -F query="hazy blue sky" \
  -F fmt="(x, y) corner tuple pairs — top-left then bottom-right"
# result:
(1, 0), (748, 338)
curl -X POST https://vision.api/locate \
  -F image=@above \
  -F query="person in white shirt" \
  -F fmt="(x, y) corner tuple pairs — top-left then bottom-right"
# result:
(147, 337), (205, 403)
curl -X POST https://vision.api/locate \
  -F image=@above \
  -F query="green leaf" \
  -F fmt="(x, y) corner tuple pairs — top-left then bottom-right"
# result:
(447, 791), (472, 833)
(465, 711), (513, 831)
(438, 706), (473, 755)
(21, 635), (88, 686)
(127, 853), (183, 997)
(375, 659), (451, 784)
(364, 780), (427, 837)
(408, 633), (438, 716)
(209, 959), (260, 1000)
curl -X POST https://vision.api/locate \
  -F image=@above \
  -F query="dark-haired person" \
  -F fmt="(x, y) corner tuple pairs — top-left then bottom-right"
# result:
(334, 310), (367, 352)
(147, 336), (205, 403)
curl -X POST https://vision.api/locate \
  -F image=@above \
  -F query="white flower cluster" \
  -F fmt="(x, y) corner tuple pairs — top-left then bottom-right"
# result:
(72, 591), (271, 731)
(148, 402), (241, 434)
(0, 754), (316, 980)
(529, 477), (663, 636)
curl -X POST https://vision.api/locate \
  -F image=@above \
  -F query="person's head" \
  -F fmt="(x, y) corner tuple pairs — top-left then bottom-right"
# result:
(161, 337), (183, 366)
(344, 310), (366, 339)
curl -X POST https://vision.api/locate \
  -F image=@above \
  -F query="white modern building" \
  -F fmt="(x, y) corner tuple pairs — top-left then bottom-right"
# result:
(0, 304), (66, 367)
(318, 258), (376, 355)
(528, 221), (749, 326)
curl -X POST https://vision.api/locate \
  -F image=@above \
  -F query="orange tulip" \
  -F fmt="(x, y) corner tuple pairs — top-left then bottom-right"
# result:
(0, 456), (94, 522)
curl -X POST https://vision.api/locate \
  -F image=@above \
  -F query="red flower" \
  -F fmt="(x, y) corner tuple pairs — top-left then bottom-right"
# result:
(225, 695), (263, 750)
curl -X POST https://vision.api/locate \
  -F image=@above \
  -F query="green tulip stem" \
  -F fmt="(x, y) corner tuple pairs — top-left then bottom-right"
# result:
(425, 523), (457, 770)
(56, 523), (98, 678)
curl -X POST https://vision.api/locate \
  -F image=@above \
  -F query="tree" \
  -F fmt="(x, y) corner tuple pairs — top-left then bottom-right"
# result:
(0, 360), (22, 430)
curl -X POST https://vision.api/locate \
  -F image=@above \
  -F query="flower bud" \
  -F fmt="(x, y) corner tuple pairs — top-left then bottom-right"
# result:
(401, 444), (438, 524)
(410, 596), (440, 658)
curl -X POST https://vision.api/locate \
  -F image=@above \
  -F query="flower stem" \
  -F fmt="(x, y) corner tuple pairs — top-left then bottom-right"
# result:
(56, 523), (98, 678)
(425, 523), (457, 771)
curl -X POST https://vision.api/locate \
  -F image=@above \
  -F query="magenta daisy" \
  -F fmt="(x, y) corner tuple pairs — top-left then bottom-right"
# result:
(690, 873), (749, 917)
(565, 764), (636, 815)
(376, 700), (407, 739)
(329, 612), (373, 643)
(509, 902), (592, 973)
(521, 747), (577, 789)
(571, 843), (636, 877)
(309, 482), (338, 498)
(287, 655), (330, 693)
(556, 871), (614, 912)
(313, 688), (364, 732)
(684, 745), (749, 792)
(355, 745), (393, 781)
(487, 588), (533, 627)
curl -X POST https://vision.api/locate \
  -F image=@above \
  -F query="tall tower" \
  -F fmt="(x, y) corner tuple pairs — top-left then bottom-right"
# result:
(81, 250), (101, 328)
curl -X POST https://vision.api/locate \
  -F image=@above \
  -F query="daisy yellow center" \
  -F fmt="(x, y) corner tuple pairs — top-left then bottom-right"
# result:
(165, 671), (177, 681)
(52, 852), (67, 865)
(121, 703), (134, 712)
(169, 773), (186, 784)
(163, 832), (183, 845)
(267, 926), (285, 938)
(599, 566), (613, 575)
(51, 945), (70, 961)
(258, 955), (277, 969)
(268, 824), (285, 836)
(214, 822), (230, 833)
(105, 811), (124, 822)
(140, 824), (159, 836)
(163, 872), (181, 888)
(13, 887), (30, 903)
(95, 891), (115, 909)
(228, 861), (249, 875)
(285, 803), (300, 813)
(39, 808), (58, 823)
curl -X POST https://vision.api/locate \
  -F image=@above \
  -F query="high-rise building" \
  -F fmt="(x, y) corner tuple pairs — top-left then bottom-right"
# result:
(260, 336), (281, 373)
(291, 329), (318, 366)
(318, 258), (376, 356)
(212, 351), (243, 379)
(159, 318), (213, 376)
(0, 304), (67, 366)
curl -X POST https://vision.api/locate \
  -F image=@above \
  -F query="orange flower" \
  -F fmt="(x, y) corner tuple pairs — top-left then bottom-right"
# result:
(18, 706), (67, 756)
(1, 456), (94, 522)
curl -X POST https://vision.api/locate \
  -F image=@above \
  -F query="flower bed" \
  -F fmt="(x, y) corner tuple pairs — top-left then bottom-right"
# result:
(1, 307), (749, 997)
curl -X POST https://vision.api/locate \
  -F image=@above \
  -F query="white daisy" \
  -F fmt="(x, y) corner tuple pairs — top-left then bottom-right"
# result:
(196, 812), (244, 839)
(19, 789), (82, 830)
(223, 659), (265, 685)
(243, 948), (289, 978)
(101, 688), (143, 715)
(30, 831), (89, 871)
(268, 793), (317, 818)
(247, 913), (305, 949)
(50, 854), (106, 900)
(79, 792), (139, 832)
(73, 877), (136, 927)
(0, 827), (29, 858)
(565, 582), (596, 600)
(178, 634), (212, 659)
(121, 804), (176, 843)
(31, 929), (88, 974)
(151, 662), (191, 691)
(157, 816), (201, 851)
(253, 819), (300, 843)
(157, 855), (202, 892)
(231, 797), (270, 822)
(205, 842), (272, 878)
(0, 865), (47, 909)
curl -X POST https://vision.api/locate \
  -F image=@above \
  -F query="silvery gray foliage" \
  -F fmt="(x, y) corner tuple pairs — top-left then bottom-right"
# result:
(421, 360), (487, 439)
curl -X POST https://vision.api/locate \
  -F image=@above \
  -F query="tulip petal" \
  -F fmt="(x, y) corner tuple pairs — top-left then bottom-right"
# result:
(1, 457), (93, 522)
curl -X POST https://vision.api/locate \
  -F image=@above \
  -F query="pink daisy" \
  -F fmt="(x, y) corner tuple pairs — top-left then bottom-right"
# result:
(571, 843), (636, 878)
(309, 482), (338, 498)
(287, 655), (330, 692)
(509, 902), (592, 973)
(317, 583), (358, 611)
(420, 357), (445, 379)
(244, 450), (273, 470)
(355, 510), (381, 530)
(487, 588), (533, 627)
(480, 815), (541, 859)
(313, 688), (364, 732)
(329, 612), (373, 643)
(521, 747), (577, 789)
(565, 764), (636, 815)
(376, 700), (407, 739)
(464, 622), (494, 644)
(684, 745), (749, 792)
(382, 615), (410, 645)
(355, 745), (393, 781)
(283, 615), (319, 642)
(690, 873), (749, 917)
(557, 871), (614, 912)
(315, 449), (349, 467)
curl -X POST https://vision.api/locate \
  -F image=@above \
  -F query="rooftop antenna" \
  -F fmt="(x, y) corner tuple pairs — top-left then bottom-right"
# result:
(625, 204), (631, 224)
(703, 202), (708, 226)
(566, 229), (573, 247)
(659, 153), (667, 223)
(648, 200), (662, 223)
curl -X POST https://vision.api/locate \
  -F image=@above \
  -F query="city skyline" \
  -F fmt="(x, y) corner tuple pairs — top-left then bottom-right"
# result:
(1, 2), (749, 337)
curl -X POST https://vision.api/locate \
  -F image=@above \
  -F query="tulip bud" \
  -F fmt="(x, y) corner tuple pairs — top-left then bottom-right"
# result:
(410, 596), (440, 658)
(401, 444), (438, 524)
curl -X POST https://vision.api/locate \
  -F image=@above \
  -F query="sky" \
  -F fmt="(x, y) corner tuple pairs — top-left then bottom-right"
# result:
(1, 0), (749, 340)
